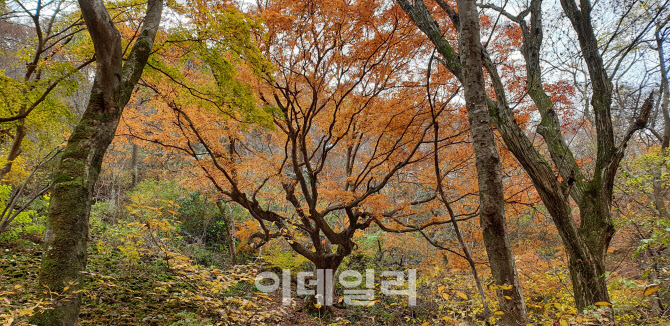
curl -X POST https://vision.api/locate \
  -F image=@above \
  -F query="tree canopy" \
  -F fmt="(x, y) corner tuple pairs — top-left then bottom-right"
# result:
(1, 0), (669, 325)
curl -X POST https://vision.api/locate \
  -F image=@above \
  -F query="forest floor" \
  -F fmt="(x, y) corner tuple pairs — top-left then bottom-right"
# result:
(0, 240), (439, 326)
(1, 229), (667, 325)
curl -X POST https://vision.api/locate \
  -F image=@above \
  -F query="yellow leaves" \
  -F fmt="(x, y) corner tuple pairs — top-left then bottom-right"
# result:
(486, 280), (495, 291)
(559, 319), (569, 326)
(454, 291), (469, 301)
(594, 301), (613, 307)
(1, 316), (13, 326)
(436, 285), (451, 300)
(243, 300), (255, 310)
(487, 283), (514, 291)
(254, 292), (273, 301)
(17, 306), (35, 317)
(436, 284), (469, 301)
(643, 284), (660, 296)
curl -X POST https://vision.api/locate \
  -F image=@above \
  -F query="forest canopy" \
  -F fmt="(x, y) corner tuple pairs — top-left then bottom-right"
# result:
(0, 0), (669, 325)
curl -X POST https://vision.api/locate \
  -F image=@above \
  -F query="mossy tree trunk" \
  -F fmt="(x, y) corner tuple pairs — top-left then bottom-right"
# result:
(31, 1), (163, 325)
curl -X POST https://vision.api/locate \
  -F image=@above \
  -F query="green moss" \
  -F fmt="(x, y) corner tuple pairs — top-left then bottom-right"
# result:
(53, 173), (74, 183)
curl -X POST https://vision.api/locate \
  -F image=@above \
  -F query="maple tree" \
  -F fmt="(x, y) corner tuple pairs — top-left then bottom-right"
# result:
(124, 4), (544, 324)
(123, 0), (460, 307)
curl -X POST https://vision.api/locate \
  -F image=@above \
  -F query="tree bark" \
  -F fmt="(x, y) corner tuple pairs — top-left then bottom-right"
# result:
(130, 143), (139, 187)
(456, 0), (528, 323)
(646, 22), (670, 316)
(302, 257), (341, 314)
(0, 123), (25, 181)
(31, 1), (163, 325)
(216, 200), (237, 266)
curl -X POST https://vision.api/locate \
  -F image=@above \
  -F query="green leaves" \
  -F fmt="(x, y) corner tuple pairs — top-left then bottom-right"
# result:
(145, 0), (276, 130)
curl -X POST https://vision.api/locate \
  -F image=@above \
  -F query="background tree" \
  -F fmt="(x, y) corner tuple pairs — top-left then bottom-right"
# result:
(614, 16), (670, 316)
(0, 0), (95, 238)
(396, 0), (665, 310)
(0, 0), (92, 182)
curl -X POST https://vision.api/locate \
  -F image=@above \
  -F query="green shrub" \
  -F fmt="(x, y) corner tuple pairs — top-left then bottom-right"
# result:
(0, 211), (45, 243)
(261, 242), (310, 271)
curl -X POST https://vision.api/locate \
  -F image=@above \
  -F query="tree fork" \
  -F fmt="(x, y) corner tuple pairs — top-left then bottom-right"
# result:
(31, 1), (163, 324)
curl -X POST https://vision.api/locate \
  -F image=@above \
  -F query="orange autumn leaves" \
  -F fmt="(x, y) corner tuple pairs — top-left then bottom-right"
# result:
(115, 0), (570, 274)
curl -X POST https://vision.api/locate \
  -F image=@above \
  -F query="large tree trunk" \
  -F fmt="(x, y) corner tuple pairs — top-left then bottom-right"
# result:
(457, 0), (528, 324)
(31, 1), (163, 325)
(517, 0), (613, 308)
(302, 257), (342, 314)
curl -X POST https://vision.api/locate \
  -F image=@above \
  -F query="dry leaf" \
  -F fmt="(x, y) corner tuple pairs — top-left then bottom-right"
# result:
(454, 291), (469, 300)
(643, 284), (660, 297)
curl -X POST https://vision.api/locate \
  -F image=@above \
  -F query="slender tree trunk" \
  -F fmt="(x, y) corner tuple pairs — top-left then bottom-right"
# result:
(131, 143), (139, 187)
(216, 200), (237, 265)
(646, 24), (670, 315)
(450, 216), (492, 318)
(31, 1), (163, 325)
(109, 180), (117, 211)
(0, 122), (25, 181)
(457, 0), (528, 323)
